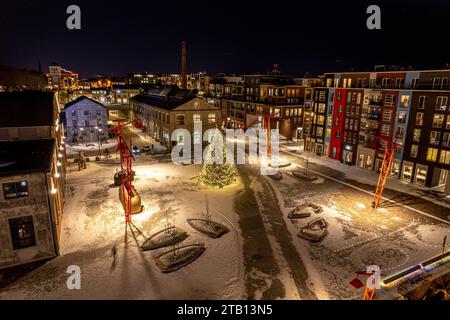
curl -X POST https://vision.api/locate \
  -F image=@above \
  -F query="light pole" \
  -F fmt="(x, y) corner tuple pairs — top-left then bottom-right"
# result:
(80, 127), (84, 144)
(95, 126), (102, 158)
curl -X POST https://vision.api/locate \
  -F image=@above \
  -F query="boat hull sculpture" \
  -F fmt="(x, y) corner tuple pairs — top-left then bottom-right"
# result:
(298, 218), (328, 242)
(155, 244), (206, 273)
(187, 219), (230, 238)
(141, 226), (188, 251)
(268, 172), (283, 181)
(292, 171), (318, 182)
(288, 205), (311, 219)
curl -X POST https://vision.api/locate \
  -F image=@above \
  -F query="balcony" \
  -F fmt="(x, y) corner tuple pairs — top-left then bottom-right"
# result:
(368, 99), (382, 106)
(361, 112), (380, 120)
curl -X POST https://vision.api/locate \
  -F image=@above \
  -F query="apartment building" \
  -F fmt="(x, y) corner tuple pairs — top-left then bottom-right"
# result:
(310, 68), (450, 193)
(206, 73), (308, 140)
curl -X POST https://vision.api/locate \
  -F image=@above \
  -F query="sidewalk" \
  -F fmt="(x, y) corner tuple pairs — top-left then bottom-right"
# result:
(280, 142), (450, 210)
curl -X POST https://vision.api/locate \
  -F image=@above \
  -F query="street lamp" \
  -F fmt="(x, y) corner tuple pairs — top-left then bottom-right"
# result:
(96, 127), (103, 158)
(80, 128), (84, 144)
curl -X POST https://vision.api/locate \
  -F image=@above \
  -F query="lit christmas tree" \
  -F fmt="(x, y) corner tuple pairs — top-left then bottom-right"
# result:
(199, 135), (237, 188)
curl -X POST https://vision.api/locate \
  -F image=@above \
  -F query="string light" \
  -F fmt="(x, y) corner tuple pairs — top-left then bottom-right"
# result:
(199, 137), (237, 188)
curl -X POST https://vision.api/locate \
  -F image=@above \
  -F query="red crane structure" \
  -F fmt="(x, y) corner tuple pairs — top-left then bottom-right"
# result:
(371, 137), (401, 209)
(109, 120), (136, 224)
(350, 269), (386, 300)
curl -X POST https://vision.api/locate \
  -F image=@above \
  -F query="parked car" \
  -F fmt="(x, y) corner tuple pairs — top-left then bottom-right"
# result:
(131, 146), (141, 155)
(142, 145), (151, 152)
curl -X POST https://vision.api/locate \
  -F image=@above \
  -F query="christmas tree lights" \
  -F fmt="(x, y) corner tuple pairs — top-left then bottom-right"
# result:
(199, 135), (237, 188)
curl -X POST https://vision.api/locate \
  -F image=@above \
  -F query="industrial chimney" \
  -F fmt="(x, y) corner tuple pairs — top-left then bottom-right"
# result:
(181, 41), (187, 89)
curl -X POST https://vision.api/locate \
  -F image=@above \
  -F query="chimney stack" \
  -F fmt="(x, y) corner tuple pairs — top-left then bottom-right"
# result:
(181, 41), (187, 89)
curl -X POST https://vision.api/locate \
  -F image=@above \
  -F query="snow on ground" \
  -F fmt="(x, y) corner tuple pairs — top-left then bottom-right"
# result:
(66, 140), (117, 155)
(0, 158), (246, 300)
(265, 164), (450, 300)
(281, 143), (450, 209)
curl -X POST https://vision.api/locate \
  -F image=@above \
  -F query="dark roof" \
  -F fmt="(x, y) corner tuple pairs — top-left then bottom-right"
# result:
(130, 86), (197, 110)
(64, 96), (107, 109)
(0, 91), (55, 127)
(131, 94), (196, 110)
(0, 139), (55, 176)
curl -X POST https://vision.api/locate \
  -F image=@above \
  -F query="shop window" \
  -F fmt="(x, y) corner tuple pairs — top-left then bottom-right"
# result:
(9, 216), (36, 250)
(426, 148), (438, 162)
(3, 181), (29, 200)
(415, 166), (428, 185)
(391, 161), (400, 176)
(402, 163), (413, 181)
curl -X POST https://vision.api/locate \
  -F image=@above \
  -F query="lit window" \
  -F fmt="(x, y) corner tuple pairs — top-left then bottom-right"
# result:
(410, 145), (418, 158)
(400, 95), (410, 107)
(176, 115), (185, 126)
(3, 181), (29, 199)
(426, 148), (438, 162)
(443, 133), (450, 147)
(416, 112), (424, 126)
(193, 114), (201, 122)
(208, 114), (216, 124)
(413, 129), (421, 142)
(429, 131), (441, 145)
(435, 96), (448, 111)
(397, 111), (407, 124)
(9, 216), (36, 250)
(432, 114), (444, 128)
(439, 150), (450, 165)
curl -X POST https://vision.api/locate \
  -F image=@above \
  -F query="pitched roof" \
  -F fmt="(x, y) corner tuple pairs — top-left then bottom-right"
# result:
(0, 91), (55, 127)
(64, 96), (107, 109)
(130, 86), (197, 110)
(0, 139), (55, 176)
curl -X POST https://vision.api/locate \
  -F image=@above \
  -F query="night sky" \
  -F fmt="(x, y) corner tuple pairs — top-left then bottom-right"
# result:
(1, 0), (449, 78)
